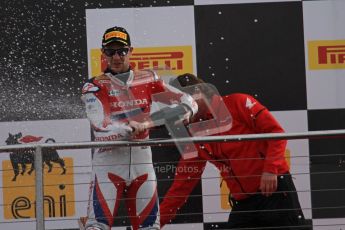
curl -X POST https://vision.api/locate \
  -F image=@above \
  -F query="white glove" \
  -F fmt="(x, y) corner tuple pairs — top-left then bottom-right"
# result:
(93, 122), (133, 142)
(105, 122), (133, 136)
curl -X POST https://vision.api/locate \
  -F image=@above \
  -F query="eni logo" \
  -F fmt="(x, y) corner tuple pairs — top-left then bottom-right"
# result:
(2, 133), (75, 219)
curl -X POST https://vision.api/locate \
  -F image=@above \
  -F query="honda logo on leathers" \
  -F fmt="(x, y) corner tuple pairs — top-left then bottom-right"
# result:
(111, 99), (148, 108)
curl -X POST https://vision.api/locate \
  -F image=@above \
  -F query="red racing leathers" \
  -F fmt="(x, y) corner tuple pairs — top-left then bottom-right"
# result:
(159, 93), (289, 227)
(81, 69), (197, 230)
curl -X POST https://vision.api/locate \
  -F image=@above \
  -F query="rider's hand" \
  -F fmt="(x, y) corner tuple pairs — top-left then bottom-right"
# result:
(129, 121), (151, 136)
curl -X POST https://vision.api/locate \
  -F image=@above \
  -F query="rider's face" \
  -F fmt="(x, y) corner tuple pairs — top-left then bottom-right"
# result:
(102, 42), (133, 73)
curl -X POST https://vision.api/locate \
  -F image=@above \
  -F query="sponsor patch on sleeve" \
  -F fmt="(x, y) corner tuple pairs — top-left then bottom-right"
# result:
(244, 96), (265, 116)
(82, 82), (100, 94)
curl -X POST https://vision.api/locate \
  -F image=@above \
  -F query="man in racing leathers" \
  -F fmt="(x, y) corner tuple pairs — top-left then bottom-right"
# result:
(159, 73), (306, 229)
(81, 27), (198, 230)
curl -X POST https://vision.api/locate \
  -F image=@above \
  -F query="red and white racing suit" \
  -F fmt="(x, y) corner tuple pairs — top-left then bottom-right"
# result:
(81, 69), (197, 230)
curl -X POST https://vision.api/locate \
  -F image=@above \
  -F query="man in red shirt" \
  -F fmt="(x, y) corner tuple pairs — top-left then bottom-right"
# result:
(159, 73), (307, 229)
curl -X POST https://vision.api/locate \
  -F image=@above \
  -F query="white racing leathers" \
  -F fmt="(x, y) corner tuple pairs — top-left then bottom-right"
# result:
(81, 69), (197, 230)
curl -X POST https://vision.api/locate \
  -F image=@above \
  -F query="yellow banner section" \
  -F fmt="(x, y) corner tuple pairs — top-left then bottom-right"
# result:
(90, 46), (193, 77)
(308, 40), (345, 70)
(90, 48), (105, 77)
(2, 158), (75, 219)
(220, 178), (232, 210)
(220, 149), (291, 210)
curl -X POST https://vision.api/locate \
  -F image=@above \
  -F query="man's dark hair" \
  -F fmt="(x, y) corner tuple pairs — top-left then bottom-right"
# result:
(170, 73), (205, 88)
(170, 73), (214, 98)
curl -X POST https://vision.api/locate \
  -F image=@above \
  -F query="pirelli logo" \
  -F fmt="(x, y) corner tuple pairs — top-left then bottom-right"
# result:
(104, 31), (127, 40)
(90, 46), (193, 76)
(308, 40), (345, 70)
(130, 51), (184, 71)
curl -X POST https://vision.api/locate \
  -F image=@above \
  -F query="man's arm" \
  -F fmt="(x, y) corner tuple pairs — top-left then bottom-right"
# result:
(128, 71), (197, 135)
(150, 78), (198, 120)
(81, 79), (132, 139)
(160, 157), (206, 228)
(229, 94), (287, 196)
(254, 108), (287, 196)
